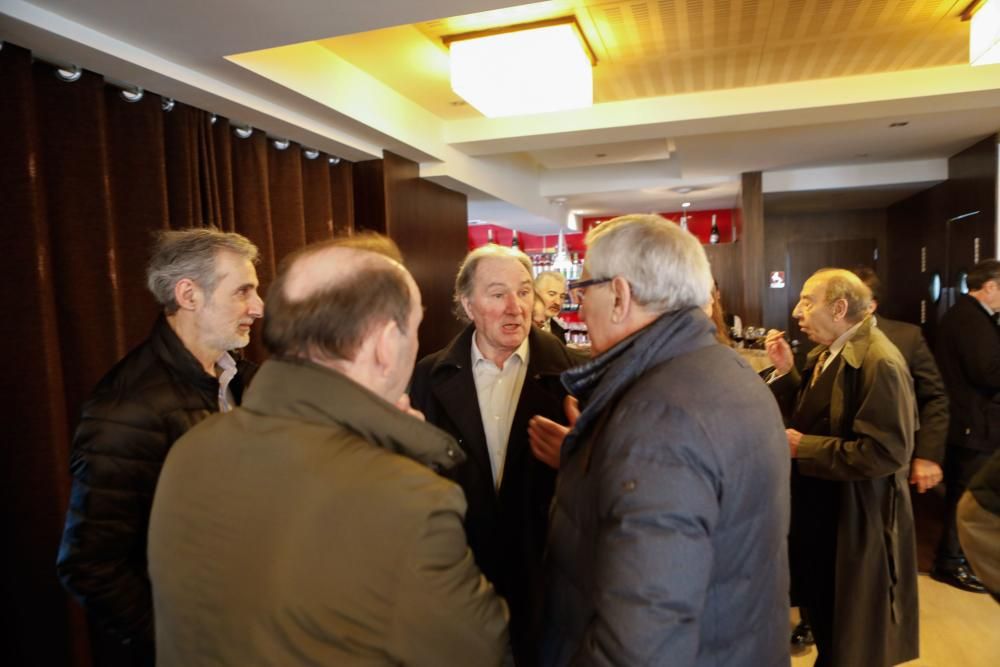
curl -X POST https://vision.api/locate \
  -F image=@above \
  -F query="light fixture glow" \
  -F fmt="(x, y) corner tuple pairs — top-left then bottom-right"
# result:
(681, 201), (691, 208)
(971, 0), (1000, 65)
(447, 19), (594, 118)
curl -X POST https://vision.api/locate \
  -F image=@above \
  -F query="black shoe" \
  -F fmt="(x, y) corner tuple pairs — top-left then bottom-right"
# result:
(931, 563), (988, 593)
(790, 621), (815, 647)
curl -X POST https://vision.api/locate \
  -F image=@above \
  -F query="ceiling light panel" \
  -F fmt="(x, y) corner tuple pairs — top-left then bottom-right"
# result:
(449, 21), (594, 117)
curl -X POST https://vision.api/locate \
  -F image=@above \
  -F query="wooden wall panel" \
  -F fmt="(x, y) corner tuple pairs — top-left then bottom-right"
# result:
(762, 208), (888, 337)
(887, 134), (998, 346)
(354, 151), (469, 356)
(703, 243), (743, 323)
(738, 171), (764, 325)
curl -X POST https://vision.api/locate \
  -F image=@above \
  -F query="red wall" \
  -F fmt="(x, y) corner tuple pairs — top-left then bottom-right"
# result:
(469, 209), (737, 250)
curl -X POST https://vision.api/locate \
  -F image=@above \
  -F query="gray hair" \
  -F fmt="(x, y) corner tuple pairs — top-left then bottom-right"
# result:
(453, 244), (533, 322)
(534, 271), (567, 289)
(146, 228), (259, 314)
(585, 214), (712, 314)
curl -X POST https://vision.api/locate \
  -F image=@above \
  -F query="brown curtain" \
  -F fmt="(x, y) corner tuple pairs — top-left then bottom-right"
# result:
(0, 42), (353, 666)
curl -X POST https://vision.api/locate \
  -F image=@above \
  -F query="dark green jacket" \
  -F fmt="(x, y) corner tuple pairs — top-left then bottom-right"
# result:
(149, 358), (508, 666)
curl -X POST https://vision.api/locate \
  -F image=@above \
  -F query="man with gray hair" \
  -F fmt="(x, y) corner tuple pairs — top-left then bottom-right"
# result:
(540, 215), (790, 666)
(57, 228), (263, 663)
(765, 268), (919, 666)
(409, 244), (578, 666)
(148, 238), (508, 665)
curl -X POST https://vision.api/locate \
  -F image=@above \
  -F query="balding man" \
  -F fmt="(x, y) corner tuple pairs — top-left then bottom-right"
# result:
(765, 269), (919, 667)
(148, 238), (508, 666)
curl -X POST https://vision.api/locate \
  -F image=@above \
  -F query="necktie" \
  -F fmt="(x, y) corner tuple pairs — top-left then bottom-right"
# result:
(810, 349), (830, 388)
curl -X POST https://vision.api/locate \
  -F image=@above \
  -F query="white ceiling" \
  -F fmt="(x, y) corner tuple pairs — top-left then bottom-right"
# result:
(3, 0), (1000, 234)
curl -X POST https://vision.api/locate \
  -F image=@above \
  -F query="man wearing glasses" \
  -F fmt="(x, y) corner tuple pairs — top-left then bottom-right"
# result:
(409, 245), (578, 666)
(541, 215), (790, 666)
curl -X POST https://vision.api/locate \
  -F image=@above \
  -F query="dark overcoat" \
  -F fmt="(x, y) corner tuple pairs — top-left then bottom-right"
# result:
(935, 293), (1000, 453)
(409, 325), (578, 665)
(875, 316), (949, 463)
(771, 317), (919, 667)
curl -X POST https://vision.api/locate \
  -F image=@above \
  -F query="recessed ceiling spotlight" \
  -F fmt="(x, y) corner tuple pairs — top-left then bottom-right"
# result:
(673, 187), (694, 194)
(161, 97), (175, 112)
(595, 153), (607, 158)
(889, 121), (909, 128)
(328, 156), (341, 165)
(272, 138), (290, 151)
(681, 202), (691, 208)
(233, 125), (253, 139)
(54, 64), (82, 82)
(119, 86), (144, 103)
(303, 148), (320, 160)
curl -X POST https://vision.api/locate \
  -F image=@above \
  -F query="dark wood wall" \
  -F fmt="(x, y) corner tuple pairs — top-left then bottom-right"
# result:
(738, 171), (765, 324)
(762, 208), (889, 339)
(887, 134), (998, 345)
(353, 151), (469, 355)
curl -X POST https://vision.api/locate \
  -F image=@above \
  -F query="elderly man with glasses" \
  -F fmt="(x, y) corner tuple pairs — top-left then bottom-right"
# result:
(539, 214), (790, 667)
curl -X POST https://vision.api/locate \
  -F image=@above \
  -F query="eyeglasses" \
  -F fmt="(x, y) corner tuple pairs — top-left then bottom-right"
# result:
(568, 277), (612, 304)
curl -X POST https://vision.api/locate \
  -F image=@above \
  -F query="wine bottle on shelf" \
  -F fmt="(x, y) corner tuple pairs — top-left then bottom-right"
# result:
(511, 229), (519, 249)
(680, 211), (688, 232)
(709, 214), (720, 244)
(487, 229), (496, 245)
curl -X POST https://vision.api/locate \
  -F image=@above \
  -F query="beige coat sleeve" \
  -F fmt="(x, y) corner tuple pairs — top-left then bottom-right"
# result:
(389, 483), (509, 667)
(957, 491), (1000, 594)
(797, 356), (916, 481)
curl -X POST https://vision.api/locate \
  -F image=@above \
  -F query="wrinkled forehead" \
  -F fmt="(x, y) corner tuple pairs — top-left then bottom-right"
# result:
(473, 256), (532, 288)
(800, 276), (828, 300)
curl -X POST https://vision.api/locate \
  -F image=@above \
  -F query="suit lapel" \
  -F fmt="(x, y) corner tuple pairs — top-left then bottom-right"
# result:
(432, 360), (494, 487)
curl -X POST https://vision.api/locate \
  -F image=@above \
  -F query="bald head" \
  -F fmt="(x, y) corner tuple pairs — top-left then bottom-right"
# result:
(263, 240), (417, 362)
(811, 268), (872, 323)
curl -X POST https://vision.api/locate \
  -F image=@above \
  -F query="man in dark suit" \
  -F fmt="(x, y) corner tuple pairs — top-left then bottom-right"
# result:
(932, 259), (1000, 593)
(854, 268), (949, 495)
(409, 245), (578, 666)
(765, 269), (919, 667)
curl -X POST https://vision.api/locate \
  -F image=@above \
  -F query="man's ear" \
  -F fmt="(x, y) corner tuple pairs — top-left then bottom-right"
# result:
(832, 297), (849, 321)
(173, 278), (201, 311)
(610, 276), (632, 323)
(373, 319), (400, 377)
(460, 295), (475, 322)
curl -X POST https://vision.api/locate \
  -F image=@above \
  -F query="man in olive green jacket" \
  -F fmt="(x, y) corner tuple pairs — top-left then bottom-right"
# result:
(148, 239), (508, 666)
(766, 269), (919, 667)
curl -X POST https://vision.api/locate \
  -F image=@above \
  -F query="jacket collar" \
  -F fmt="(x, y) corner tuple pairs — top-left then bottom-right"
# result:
(561, 306), (716, 454)
(430, 323), (569, 377)
(807, 315), (874, 371)
(243, 357), (463, 471)
(149, 313), (218, 389)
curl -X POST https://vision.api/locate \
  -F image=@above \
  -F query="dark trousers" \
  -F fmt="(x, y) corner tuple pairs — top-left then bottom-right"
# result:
(936, 445), (992, 568)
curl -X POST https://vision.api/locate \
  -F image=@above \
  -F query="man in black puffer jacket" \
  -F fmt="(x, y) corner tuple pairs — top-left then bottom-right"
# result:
(56, 228), (263, 665)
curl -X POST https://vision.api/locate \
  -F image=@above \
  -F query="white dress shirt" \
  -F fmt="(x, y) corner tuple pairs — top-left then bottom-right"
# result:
(471, 334), (530, 489)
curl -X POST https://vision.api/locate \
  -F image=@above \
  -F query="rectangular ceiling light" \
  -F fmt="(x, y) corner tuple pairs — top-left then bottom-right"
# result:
(446, 18), (595, 118)
(970, 0), (1000, 65)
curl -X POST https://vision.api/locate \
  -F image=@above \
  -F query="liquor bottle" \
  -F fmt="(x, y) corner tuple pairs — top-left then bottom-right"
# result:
(511, 229), (519, 249)
(709, 214), (720, 244)
(680, 211), (688, 232)
(487, 229), (495, 245)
